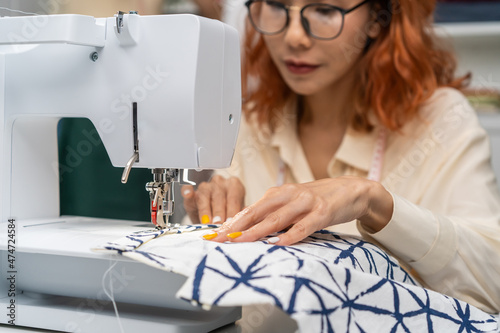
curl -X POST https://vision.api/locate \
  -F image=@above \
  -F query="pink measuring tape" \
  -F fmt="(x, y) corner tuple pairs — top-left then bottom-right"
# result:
(276, 128), (387, 185)
(367, 128), (387, 182)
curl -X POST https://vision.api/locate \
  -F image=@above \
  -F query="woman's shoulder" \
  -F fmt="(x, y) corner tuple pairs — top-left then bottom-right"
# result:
(391, 87), (486, 153)
(419, 87), (477, 124)
(404, 87), (481, 136)
(426, 86), (466, 103)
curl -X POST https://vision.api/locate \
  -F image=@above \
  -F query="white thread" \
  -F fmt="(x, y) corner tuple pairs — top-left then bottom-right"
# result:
(102, 260), (125, 333)
(0, 6), (40, 16)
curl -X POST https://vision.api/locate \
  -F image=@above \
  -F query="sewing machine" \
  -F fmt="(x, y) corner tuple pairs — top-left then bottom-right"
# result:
(0, 12), (241, 332)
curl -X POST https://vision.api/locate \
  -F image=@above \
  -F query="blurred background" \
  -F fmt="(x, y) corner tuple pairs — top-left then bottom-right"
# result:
(435, 0), (500, 23)
(0, 0), (243, 23)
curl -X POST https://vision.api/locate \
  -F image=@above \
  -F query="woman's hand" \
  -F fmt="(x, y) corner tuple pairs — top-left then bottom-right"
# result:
(205, 176), (393, 245)
(182, 175), (245, 225)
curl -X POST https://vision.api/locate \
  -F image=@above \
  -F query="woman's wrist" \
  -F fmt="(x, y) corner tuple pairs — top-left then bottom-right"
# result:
(358, 181), (394, 233)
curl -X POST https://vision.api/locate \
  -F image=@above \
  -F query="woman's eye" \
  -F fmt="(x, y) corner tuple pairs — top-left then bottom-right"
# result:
(314, 6), (337, 17)
(265, 0), (285, 9)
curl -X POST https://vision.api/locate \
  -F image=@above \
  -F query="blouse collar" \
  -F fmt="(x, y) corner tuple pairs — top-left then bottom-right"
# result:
(269, 99), (378, 180)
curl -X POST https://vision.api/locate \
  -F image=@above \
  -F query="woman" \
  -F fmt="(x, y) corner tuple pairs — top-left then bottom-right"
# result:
(182, 0), (500, 313)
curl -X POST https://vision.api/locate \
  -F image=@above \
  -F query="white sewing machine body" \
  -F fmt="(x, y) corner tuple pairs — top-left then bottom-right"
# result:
(0, 13), (241, 332)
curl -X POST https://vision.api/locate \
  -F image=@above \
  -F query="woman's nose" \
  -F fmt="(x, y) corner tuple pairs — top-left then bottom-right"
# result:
(283, 8), (313, 49)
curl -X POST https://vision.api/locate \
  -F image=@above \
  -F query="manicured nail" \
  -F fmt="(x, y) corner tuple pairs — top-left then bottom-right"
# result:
(203, 232), (218, 240)
(201, 215), (210, 224)
(267, 237), (280, 244)
(183, 189), (191, 196)
(227, 231), (242, 239)
(212, 216), (222, 223)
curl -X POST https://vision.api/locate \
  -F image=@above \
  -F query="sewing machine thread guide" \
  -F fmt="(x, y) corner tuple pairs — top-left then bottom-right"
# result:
(121, 102), (140, 183)
(132, 102), (139, 159)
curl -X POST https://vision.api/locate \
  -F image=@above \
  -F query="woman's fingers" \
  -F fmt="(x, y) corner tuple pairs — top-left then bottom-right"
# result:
(181, 185), (199, 224)
(194, 182), (214, 224)
(226, 177), (246, 218)
(209, 206), (256, 241)
(207, 176), (246, 224)
(201, 177), (385, 245)
(182, 176), (247, 225)
(210, 175), (228, 223)
(202, 181), (357, 244)
(275, 212), (324, 245)
(210, 185), (300, 242)
(227, 197), (314, 243)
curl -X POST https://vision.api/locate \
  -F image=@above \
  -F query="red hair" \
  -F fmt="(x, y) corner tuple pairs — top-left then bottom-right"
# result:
(242, 0), (469, 132)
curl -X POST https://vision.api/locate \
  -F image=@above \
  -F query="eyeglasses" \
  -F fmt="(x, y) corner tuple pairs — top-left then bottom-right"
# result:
(245, 0), (370, 40)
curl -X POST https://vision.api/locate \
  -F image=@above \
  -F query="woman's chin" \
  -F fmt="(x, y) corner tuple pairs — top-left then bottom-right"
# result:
(286, 83), (319, 97)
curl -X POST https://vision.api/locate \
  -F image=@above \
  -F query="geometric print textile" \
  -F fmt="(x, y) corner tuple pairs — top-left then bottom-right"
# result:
(94, 225), (499, 333)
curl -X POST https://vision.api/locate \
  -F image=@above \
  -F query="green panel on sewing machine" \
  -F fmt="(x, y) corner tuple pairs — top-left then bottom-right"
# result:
(58, 118), (151, 221)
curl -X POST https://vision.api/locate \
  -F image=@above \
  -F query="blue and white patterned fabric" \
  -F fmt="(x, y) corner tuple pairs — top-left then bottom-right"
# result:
(94, 225), (499, 332)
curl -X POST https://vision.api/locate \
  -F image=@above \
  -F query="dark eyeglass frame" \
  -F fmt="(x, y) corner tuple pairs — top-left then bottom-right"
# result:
(245, 0), (371, 40)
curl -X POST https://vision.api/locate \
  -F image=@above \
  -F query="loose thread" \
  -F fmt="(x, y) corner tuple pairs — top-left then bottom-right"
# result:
(102, 259), (125, 333)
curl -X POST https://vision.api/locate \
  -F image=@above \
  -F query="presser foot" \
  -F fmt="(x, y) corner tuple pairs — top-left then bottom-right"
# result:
(153, 222), (181, 231)
(146, 169), (179, 229)
(147, 181), (168, 229)
(150, 197), (171, 229)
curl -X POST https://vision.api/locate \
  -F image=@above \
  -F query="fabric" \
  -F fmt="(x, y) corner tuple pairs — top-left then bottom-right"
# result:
(214, 87), (500, 313)
(94, 225), (499, 332)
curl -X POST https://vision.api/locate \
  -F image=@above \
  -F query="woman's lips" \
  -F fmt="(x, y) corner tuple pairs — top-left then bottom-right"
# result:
(285, 61), (319, 74)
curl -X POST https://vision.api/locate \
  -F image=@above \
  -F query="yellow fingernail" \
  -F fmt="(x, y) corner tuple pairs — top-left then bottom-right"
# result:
(201, 215), (210, 224)
(227, 231), (242, 239)
(203, 232), (218, 240)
